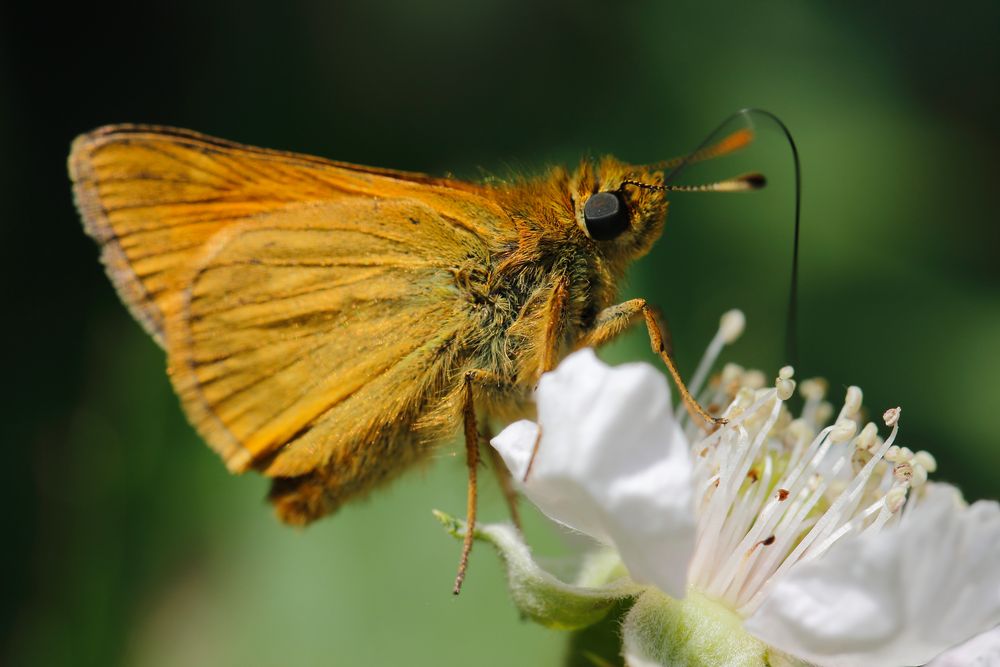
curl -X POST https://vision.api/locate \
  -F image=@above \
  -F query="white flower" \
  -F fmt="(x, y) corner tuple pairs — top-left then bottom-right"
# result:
(926, 625), (1000, 666)
(489, 313), (1000, 667)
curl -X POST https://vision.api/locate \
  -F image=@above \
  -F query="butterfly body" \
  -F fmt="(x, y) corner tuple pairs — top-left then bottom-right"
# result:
(70, 125), (674, 524)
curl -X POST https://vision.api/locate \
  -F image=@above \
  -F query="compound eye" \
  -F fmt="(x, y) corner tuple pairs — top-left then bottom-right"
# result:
(583, 191), (630, 240)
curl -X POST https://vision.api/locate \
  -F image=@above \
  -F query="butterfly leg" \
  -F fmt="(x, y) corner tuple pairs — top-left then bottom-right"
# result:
(485, 426), (522, 531)
(579, 298), (726, 426)
(453, 368), (499, 595)
(521, 276), (570, 481)
(538, 276), (571, 379)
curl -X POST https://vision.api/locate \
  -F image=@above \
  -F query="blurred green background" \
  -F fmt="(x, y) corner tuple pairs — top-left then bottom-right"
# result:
(2, 1), (998, 665)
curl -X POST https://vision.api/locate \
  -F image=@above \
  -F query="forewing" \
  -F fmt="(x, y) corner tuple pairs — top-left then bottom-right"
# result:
(69, 124), (497, 346)
(168, 199), (479, 474)
(70, 126), (506, 474)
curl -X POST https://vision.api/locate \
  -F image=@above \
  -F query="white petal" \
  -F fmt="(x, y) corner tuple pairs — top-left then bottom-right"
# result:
(926, 625), (1000, 667)
(745, 483), (1000, 667)
(490, 348), (696, 598)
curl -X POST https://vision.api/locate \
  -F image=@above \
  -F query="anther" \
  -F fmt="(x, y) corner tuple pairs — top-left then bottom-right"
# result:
(855, 422), (878, 453)
(843, 386), (863, 417)
(776, 366), (796, 400)
(744, 370), (766, 389)
(720, 309), (746, 344)
(776, 377), (796, 401)
(776, 488), (790, 501)
(721, 363), (744, 388)
(893, 461), (913, 483)
(883, 407), (901, 427)
(851, 447), (872, 472)
(913, 450), (937, 473)
(749, 534), (777, 555)
(886, 486), (908, 513)
(799, 378), (827, 401)
(830, 418), (858, 443)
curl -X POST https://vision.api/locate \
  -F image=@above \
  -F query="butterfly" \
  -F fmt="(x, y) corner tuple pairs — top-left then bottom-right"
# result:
(70, 121), (762, 591)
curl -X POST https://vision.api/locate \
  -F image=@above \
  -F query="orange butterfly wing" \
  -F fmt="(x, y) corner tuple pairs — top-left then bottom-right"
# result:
(70, 126), (510, 477)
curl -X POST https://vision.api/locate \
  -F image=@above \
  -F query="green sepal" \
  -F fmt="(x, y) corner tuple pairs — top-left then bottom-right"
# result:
(435, 510), (640, 630)
(621, 589), (771, 667)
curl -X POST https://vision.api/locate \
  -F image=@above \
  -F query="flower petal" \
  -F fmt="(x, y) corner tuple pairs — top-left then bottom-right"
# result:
(925, 625), (1000, 666)
(745, 483), (1000, 667)
(491, 348), (696, 598)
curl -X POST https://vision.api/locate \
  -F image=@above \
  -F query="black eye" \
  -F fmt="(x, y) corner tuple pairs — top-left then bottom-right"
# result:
(583, 192), (630, 241)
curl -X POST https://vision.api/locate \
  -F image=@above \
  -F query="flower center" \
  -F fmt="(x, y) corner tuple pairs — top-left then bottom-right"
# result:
(680, 365), (937, 617)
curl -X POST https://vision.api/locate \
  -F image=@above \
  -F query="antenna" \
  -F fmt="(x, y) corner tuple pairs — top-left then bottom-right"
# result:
(652, 108), (803, 369)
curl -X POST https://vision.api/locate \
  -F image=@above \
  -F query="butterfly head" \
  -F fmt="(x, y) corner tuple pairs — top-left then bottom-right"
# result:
(569, 156), (669, 266)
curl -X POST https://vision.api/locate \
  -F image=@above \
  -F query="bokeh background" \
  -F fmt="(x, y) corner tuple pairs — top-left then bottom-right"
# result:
(3, 1), (998, 665)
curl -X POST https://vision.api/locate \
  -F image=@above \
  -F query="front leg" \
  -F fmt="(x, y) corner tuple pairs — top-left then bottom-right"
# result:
(579, 299), (725, 426)
(538, 275), (571, 378)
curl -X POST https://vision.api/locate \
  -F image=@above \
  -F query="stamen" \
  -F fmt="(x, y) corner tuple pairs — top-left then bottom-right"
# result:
(913, 450), (937, 472)
(893, 461), (913, 483)
(885, 445), (914, 463)
(684, 328), (936, 620)
(885, 485), (908, 513)
(855, 422), (878, 454)
(814, 402), (834, 425)
(691, 396), (782, 587)
(752, 535), (776, 550)
(738, 411), (902, 614)
(839, 386), (863, 421)
(775, 366), (796, 401)
(864, 482), (910, 534)
(720, 310), (747, 344)
(830, 418), (858, 443)
(721, 363), (745, 389)
(799, 378), (827, 402)
(808, 496), (885, 557)
(687, 310), (746, 407)
(743, 371), (766, 389)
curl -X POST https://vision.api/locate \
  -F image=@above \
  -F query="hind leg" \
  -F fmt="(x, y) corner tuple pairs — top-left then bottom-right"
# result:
(452, 368), (502, 594)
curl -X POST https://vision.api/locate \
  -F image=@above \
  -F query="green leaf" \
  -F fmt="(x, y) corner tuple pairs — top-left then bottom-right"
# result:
(435, 511), (640, 630)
